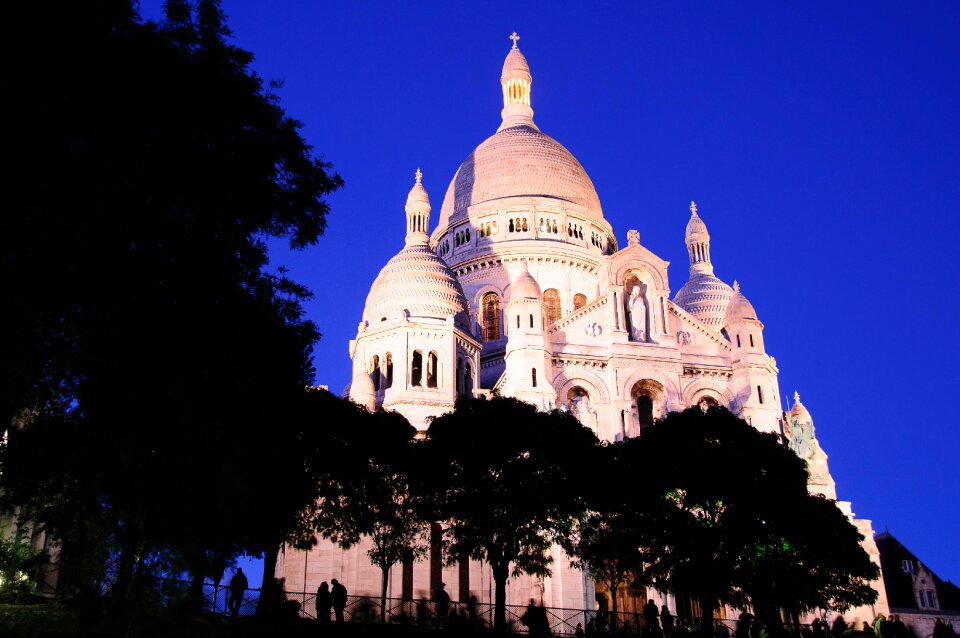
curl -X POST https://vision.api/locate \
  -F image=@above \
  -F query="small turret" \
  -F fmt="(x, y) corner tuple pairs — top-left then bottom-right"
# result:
(724, 280), (765, 353)
(405, 169), (431, 246)
(502, 262), (556, 408)
(499, 32), (537, 131)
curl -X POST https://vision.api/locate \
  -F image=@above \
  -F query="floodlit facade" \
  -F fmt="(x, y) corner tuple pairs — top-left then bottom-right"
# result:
(278, 34), (888, 623)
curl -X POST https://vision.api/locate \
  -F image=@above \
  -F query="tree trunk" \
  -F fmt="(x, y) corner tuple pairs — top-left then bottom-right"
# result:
(608, 578), (620, 637)
(700, 597), (716, 638)
(492, 561), (510, 633)
(381, 565), (390, 623)
(110, 535), (135, 614)
(257, 542), (281, 617)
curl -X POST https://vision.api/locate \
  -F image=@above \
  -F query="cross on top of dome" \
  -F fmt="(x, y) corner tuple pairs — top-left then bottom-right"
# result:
(509, 32), (520, 49)
(415, 167), (422, 184)
(690, 200), (698, 216)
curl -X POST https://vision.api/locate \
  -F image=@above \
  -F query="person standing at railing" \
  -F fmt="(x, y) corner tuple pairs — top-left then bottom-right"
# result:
(331, 578), (347, 622)
(316, 581), (332, 622)
(434, 582), (450, 628)
(228, 568), (248, 618)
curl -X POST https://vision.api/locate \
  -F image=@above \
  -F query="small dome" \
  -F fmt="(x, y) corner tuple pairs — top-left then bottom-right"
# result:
(363, 244), (469, 328)
(405, 168), (430, 213)
(511, 263), (542, 300)
(350, 370), (376, 410)
(790, 391), (812, 423)
(502, 45), (531, 83)
(724, 281), (758, 323)
(438, 126), (603, 227)
(686, 213), (708, 238)
(673, 274), (734, 330)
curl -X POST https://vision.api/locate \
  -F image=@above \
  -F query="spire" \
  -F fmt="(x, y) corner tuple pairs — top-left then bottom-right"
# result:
(405, 168), (431, 246)
(684, 200), (714, 276)
(499, 32), (537, 132)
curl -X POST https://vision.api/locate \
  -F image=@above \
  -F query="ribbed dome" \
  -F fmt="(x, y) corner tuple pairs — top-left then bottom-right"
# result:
(511, 263), (542, 300)
(363, 244), (469, 328)
(790, 391), (812, 423)
(673, 274), (734, 330)
(686, 212), (708, 238)
(502, 47), (531, 82)
(438, 125), (604, 227)
(724, 281), (758, 323)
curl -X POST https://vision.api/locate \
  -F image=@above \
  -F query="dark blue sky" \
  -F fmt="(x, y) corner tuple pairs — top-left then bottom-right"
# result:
(142, 2), (960, 583)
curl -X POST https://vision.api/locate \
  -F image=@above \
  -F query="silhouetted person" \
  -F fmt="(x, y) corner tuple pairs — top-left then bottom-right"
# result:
(833, 615), (849, 637)
(522, 598), (551, 637)
(434, 582), (450, 627)
(228, 568), (248, 617)
(467, 594), (479, 626)
(891, 615), (908, 638)
(316, 581), (331, 622)
(932, 618), (953, 638)
(737, 612), (755, 638)
(661, 605), (674, 637)
(811, 619), (825, 638)
(644, 599), (661, 637)
(331, 578), (347, 622)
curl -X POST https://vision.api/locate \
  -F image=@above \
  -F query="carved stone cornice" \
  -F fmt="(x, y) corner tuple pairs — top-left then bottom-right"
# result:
(682, 366), (733, 380)
(551, 356), (608, 370)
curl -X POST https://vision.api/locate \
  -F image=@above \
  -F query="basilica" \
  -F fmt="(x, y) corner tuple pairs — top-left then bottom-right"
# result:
(277, 34), (888, 623)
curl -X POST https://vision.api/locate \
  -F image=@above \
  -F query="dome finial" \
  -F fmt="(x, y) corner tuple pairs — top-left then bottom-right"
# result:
(794, 390), (801, 403)
(684, 201), (713, 276)
(499, 33), (537, 131)
(405, 169), (431, 246)
(733, 280), (740, 292)
(690, 200), (698, 216)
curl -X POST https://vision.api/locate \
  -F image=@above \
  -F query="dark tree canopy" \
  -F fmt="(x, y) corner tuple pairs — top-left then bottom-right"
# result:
(1, 0), (342, 604)
(628, 406), (878, 634)
(424, 395), (599, 631)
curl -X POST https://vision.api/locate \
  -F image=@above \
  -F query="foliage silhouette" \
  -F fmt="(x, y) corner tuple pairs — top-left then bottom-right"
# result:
(424, 395), (599, 632)
(312, 407), (427, 622)
(1, 0), (341, 609)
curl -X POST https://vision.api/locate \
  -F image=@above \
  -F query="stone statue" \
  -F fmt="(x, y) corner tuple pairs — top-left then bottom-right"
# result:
(627, 286), (647, 342)
(569, 389), (594, 427)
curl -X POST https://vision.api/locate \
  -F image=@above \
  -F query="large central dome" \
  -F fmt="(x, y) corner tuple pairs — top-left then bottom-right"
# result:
(437, 125), (604, 227)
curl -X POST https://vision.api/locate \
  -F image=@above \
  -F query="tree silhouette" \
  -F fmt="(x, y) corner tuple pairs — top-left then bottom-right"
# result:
(634, 406), (877, 636)
(312, 408), (427, 622)
(424, 396), (599, 632)
(2, 0), (341, 607)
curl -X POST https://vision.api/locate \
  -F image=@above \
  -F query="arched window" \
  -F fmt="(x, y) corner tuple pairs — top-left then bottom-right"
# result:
(464, 363), (472, 396)
(481, 293), (501, 342)
(543, 289), (561, 325)
(411, 351), (423, 387)
(573, 293), (587, 310)
(427, 352), (438, 388)
(509, 219), (515, 232)
(736, 334), (741, 347)
(456, 358), (463, 394)
(749, 334), (755, 347)
(757, 385), (764, 404)
(531, 368), (537, 387)
(698, 396), (719, 412)
(371, 355), (381, 391)
(529, 314), (534, 328)
(637, 395), (654, 430)
(516, 314), (520, 329)
(385, 353), (393, 388)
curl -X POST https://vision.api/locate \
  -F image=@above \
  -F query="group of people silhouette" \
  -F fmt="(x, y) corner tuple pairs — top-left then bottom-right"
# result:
(314, 578), (349, 622)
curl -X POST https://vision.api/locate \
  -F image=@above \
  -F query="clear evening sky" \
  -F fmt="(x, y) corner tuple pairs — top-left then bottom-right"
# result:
(139, 2), (960, 583)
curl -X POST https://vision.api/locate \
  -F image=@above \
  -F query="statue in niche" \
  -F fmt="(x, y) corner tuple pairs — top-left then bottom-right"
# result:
(789, 415), (830, 478)
(568, 388), (595, 428)
(626, 284), (648, 342)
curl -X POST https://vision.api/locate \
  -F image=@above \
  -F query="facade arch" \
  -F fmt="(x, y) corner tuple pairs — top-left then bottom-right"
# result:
(552, 369), (611, 405)
(613, 260), (667, 292)
(681, 379), (737, 410)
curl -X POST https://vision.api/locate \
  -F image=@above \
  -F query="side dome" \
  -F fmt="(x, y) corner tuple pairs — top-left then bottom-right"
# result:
(673, 274), (734, 330)
(511, 263), (542, 300)
(723, 281), (758, 323)
(438, 125), (604, 227)
(362, 244), (470, 329)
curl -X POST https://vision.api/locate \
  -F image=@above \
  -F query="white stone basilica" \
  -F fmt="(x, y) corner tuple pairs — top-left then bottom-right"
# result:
(278, 34), (888, 622)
